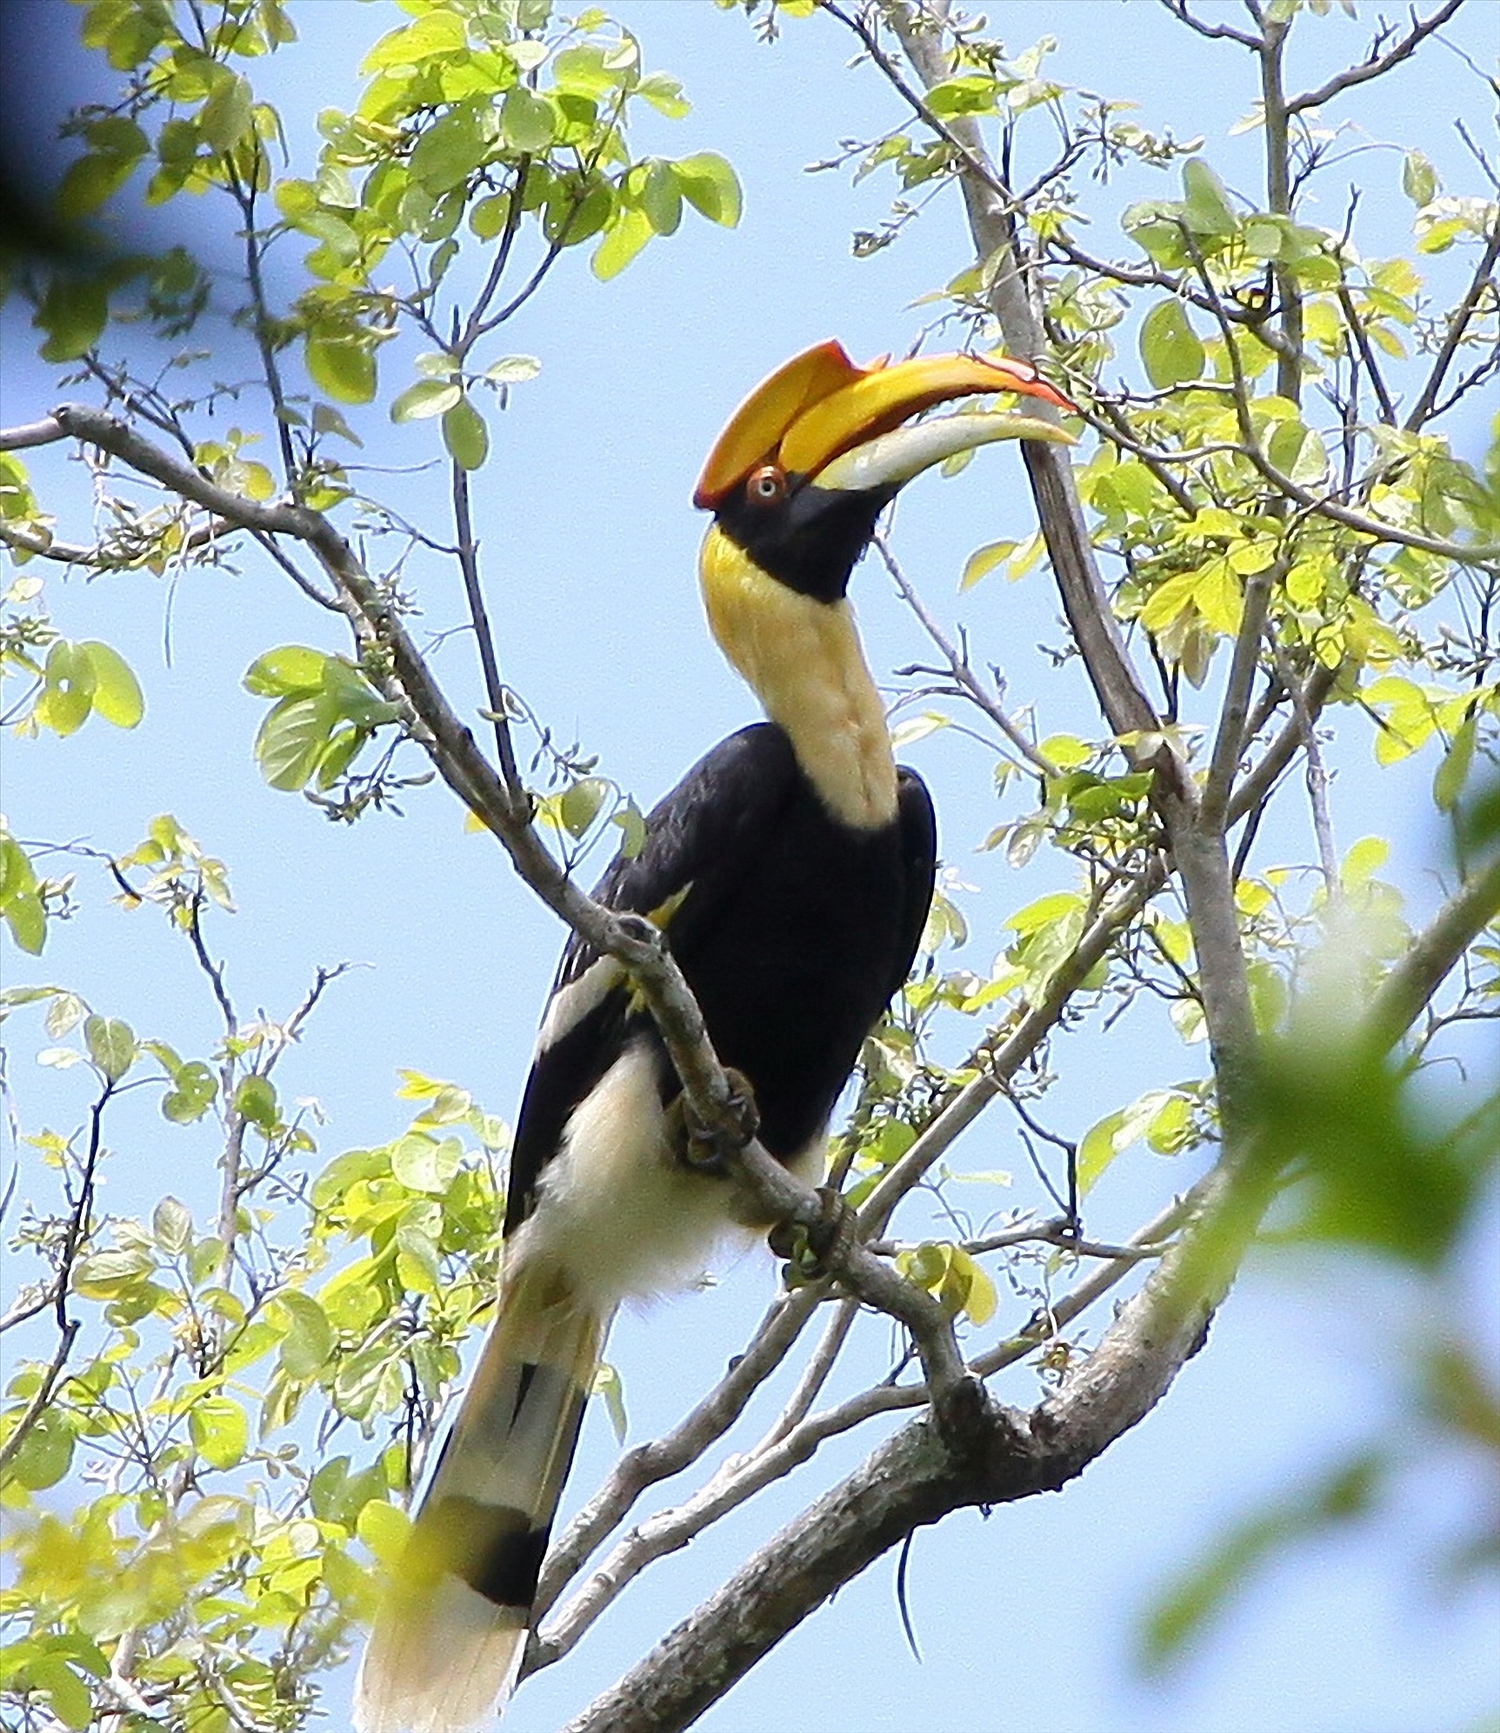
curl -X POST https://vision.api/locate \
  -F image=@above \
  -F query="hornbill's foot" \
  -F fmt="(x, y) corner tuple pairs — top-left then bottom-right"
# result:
(676, 1067), (759, 1176)
(769, 1185), (853, 1285)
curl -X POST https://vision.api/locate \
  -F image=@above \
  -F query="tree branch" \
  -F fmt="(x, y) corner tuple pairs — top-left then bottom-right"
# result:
(1364, 848), (1500, 1051)
(1404, 214), (1500, 433)
(1285, 0), (1468, 114)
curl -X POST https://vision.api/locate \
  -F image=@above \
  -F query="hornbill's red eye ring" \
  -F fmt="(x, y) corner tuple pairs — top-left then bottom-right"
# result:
(746, 464), (785, 503)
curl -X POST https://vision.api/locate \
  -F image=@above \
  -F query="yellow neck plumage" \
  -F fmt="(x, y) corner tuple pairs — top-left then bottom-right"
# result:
(698, 524), (898, 831)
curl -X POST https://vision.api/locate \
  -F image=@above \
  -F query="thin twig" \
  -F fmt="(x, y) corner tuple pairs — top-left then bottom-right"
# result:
(1286, 0), (1467, 114)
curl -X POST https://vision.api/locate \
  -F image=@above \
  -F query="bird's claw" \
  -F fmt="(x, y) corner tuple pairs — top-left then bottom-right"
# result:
(678, 1067), (759, 1175)
(769, 1185), (852, 1285)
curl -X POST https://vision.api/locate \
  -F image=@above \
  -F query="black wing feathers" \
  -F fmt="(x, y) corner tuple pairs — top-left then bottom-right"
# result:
(504, 725), (937, 1233)
(890, 768), (938, 1006)
(554, 724), (801, 990)
(504, 726), (800, 1232)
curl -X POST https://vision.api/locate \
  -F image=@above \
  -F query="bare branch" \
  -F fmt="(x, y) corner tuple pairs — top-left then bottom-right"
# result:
(0, 1318), (79, 1476)
(451, 460), (524, 790)
(1365, 849), (1500, 1051)
(1155, 0), (1262, 49)
(1286, 0), (1468, 114)
(1404, 214), (1500, 432)
(1266, 640), (1340, 898)
(1335, 283), (1399, 426)
(1202, 564), (1278, 832)
(874, 535), (1059, 776)
(0, 417), (67, 451)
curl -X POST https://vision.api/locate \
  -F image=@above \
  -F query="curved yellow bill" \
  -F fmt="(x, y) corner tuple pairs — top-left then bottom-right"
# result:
(815, 409), (1075, 495)
(694, 339), (1074, 509)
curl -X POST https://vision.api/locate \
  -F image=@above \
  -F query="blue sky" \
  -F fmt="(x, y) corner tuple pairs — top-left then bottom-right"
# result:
(3, 2), (1498, 1730)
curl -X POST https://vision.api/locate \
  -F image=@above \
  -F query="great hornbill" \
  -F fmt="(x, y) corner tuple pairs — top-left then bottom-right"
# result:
(354, 340), (1073, 1733)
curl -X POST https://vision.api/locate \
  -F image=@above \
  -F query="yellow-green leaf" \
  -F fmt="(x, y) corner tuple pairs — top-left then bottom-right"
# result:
(391, 379), (461, 423)
(305, 329), (376, 405)
(960, 539), (1016, 591)
(672, 153), (742, 227)
(1140, 299), (1205, 389)
(592, 206), (652, 281)
(36, 639), (97, 736)
(84, 1014), (136, 1081)
(190, 1395), (249, 1469)
(442, 395), (489, 470)
(79, 641), (144, 728)
(502, 88), (555, 154)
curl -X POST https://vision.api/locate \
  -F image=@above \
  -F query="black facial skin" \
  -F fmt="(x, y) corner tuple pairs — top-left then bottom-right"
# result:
(713, 473), (898, 603)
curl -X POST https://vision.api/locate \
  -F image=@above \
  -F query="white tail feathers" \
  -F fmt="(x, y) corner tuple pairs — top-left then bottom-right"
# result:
(353, 1584), (526, 1733)
(353, 1269), (607, 1733)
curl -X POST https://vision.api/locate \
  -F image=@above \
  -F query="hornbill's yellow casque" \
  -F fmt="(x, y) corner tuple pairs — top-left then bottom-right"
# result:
(353, 341), (1073, 1733)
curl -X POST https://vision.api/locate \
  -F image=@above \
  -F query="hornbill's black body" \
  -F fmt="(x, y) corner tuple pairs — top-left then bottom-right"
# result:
(508, 725), (937, 1223)
(354, 341), (1073, 1733)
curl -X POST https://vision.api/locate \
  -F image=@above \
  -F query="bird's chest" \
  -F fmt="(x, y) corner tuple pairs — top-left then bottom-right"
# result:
(667, 798), (909, 1155)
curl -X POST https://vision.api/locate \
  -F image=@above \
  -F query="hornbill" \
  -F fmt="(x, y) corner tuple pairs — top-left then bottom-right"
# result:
(354, 341), (1073, 1733)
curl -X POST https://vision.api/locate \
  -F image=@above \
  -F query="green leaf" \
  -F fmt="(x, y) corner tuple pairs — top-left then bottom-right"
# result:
(58, 150), (140, 220)
(1078, 1109), (1127, 1193)
(84, 1014), (136, 1081)
(960, 539), (1017, 590)
(3, 889), (46, 955)
(1140, 1453), (1384, 1672)
(672, 152), (742, 227)
(78, 641), (144, 728)
(34, 1658), (92, 1733)
(234, 1073), (279, 1132)
(637, 72), (689, 119)
(152, 1195), (193, 1254)
(305, 327), (376, 405)
(162, 1060), (217, 1123)
(611, 797), (647, 859)
(1139, 299), (1205, 388)
(546, 176), (614, 246)
(634, 160), (682, 236)
(1401, 149), (1438, 207)
(357, 1497), (410, 1566)
(926, 74), (1001, 118)
(1433, 717), (1476, 813)
(484, 354), (541, 385)
(37, 639), (97, 736)
(9, 1413), (75, 1490)
(469, 191), (511, 239)
(1181, 158), (1239, 237)
(34, 277), (109, 362)
(276, 1290), (335, 1379)
(254, 693), (336, 790)
(361, 11), (468, 72)
(559, 775), (609, 838)
(391, 379), (461, 423)
(189, 1395), (249, 1469)
(199, 72), (253, 152)
(593, 1361), (629, 1443)
(243, 644), (330, 698)
(311, 402), (363, 447)
(502, 87), (555, 153)
(592, 206), (652, 280)
(442, 396), (489, 470)
(390, 1133), (461, 1194)
(410, 103), (488, 194)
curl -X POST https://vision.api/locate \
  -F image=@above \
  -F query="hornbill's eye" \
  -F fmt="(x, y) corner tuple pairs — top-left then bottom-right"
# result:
(746, 463), (786, 504)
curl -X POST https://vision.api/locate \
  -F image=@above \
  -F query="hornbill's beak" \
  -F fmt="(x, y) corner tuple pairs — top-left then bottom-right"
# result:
(692, 339), (1076, 511)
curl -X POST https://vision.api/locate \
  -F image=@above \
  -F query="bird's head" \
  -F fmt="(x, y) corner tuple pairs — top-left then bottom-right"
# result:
(692, 339), (1076, 828)
(694, 338), (1075, 605)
